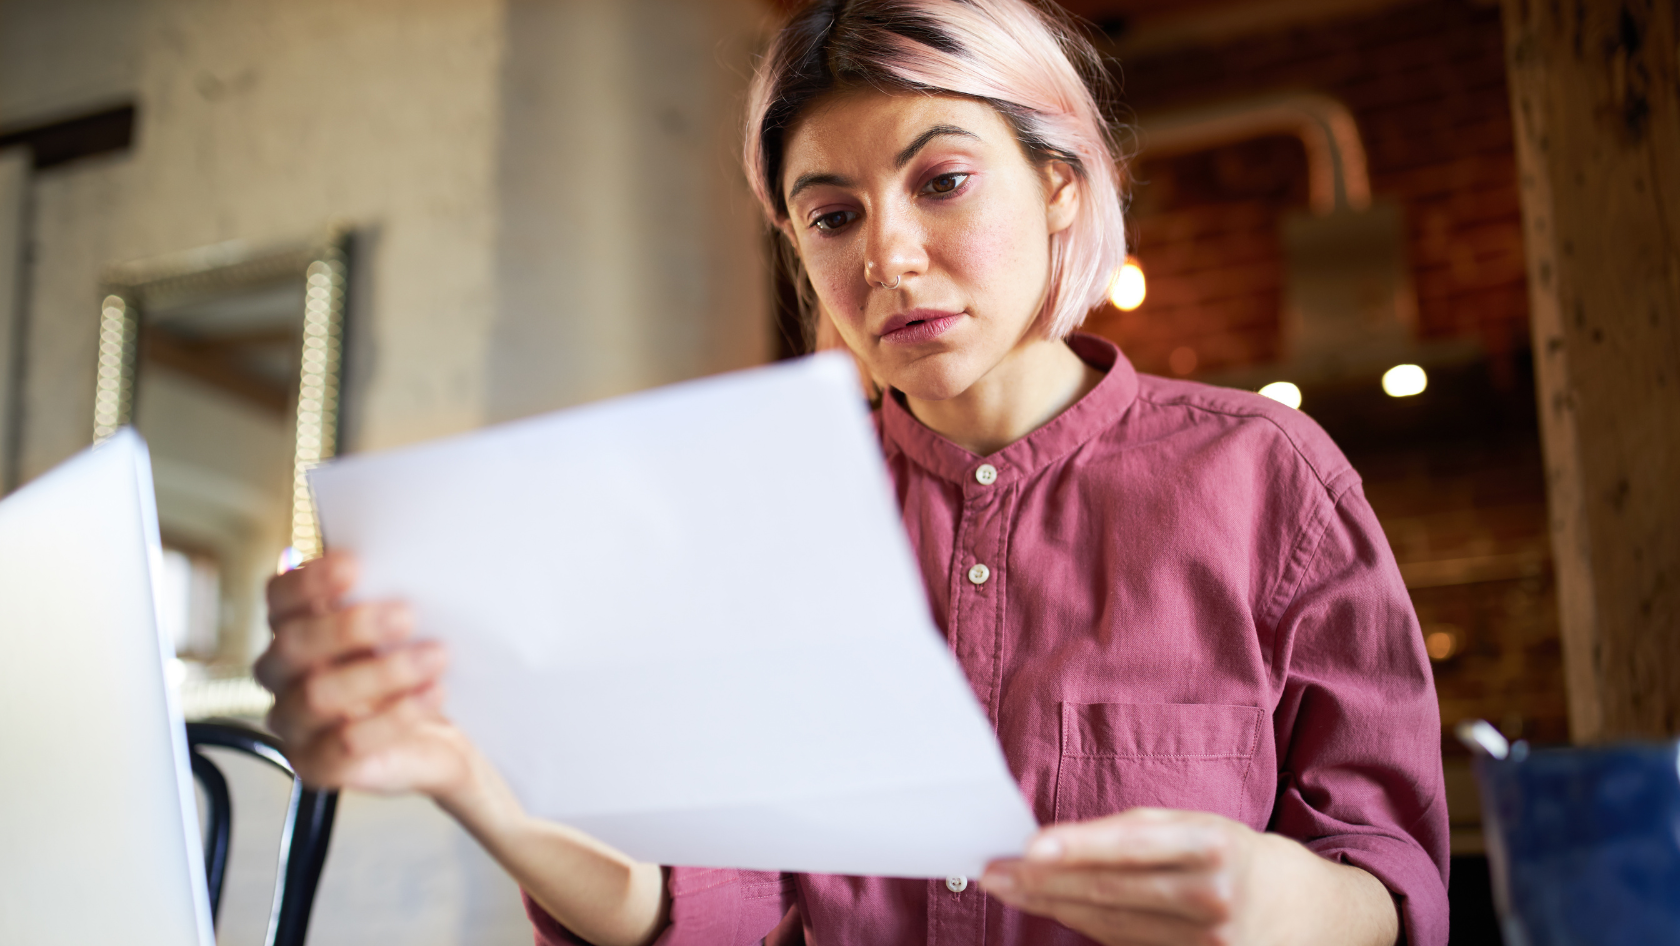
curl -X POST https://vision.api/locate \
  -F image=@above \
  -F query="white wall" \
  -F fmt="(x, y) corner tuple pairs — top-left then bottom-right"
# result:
(0, 0), (141, 125)
(3, 0), (771, 941)
(17, 0), (506, 482)
(489, 0), (770, 420)
(7, 0), (770, 480)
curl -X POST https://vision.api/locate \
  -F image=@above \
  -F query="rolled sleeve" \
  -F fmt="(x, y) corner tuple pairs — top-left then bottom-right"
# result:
(1268, 481), (1450, 946)
(524, 868), (795, 946)
(1310, 832), (1449, 946)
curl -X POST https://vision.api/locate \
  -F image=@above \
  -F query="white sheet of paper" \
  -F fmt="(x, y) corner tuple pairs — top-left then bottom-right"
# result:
(309, 353), (1038, 878)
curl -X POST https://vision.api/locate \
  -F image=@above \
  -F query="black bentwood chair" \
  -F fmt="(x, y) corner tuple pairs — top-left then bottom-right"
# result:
(187, 720), (339, 946)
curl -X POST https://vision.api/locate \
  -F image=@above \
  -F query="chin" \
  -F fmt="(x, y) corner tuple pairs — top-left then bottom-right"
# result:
(878, 351), (984, 402)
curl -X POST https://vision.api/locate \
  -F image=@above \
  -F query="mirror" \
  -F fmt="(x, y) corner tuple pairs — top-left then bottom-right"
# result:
(95, 232), (349, 716)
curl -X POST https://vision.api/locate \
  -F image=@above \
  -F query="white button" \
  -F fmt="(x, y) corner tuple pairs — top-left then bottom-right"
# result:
(967, 563), (990, 585)
(974, 463), (998, 485)
(945, 875), (968, 893)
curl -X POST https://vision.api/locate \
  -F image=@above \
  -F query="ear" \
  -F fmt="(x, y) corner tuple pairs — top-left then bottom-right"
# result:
(1042, 160), (1080, 236)
(775, 218), (801, 259)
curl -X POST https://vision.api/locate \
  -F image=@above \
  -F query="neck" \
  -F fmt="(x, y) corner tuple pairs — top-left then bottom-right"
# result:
(904, 337), (1102, 456)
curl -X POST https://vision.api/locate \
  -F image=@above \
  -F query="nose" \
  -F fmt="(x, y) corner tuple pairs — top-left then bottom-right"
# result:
(863, 204), (927, 291)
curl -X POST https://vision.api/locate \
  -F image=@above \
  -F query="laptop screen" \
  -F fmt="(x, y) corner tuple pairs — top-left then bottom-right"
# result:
(0, 430), (214, 946)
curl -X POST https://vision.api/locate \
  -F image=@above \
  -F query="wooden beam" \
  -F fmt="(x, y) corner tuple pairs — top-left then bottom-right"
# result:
(1501, 0), (1680, 740)
(143, 329), (293, 416)
(0, 105), (135, 170)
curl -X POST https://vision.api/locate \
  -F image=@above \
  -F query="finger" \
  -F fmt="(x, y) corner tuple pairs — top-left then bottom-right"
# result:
(1024, 809), (1229, 870)
(254, 602), (413, 692)
(981, 863), (1232, 925)
(338, 706), (465, 794)
(413, 678), (448, 713)
(267, 642), (447, 745)
(291, 692), (437, 791)
(266, 551), (358, 627)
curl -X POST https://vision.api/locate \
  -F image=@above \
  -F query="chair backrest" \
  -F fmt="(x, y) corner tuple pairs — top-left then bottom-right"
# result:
(187, 720), (338, 946)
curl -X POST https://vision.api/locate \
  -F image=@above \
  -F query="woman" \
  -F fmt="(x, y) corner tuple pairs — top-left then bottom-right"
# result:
(256, 1), (1447, 944)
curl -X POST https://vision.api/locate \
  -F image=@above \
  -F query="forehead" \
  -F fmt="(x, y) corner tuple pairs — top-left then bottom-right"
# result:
(781, 90), (1015, 180)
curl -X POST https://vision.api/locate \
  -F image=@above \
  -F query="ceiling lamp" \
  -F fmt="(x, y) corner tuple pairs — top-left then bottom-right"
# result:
(1382, 364), (1427, 397)
(1258, 381), (1302, 410)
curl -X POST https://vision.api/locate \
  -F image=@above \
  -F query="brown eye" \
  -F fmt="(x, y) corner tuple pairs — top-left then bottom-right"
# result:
(813, 210), (855, 231)
(924, 173), (967, 195)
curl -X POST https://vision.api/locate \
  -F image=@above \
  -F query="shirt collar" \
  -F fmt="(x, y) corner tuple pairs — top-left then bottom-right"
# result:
(879, 332), (1139, 488)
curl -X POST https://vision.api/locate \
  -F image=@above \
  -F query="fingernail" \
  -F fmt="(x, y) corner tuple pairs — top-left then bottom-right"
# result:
(1026, 836), (1064, 862)
(981, 870), (1015, 892)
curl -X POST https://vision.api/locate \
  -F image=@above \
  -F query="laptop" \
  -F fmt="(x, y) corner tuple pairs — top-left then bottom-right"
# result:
(0, 430), (215, 946)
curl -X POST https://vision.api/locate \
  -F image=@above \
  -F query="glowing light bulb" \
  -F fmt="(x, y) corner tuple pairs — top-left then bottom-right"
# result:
(1424, 628), (1460, 661)
(1109, 257), (1146, 311)
(276, 546), (304, 574)
(1382, 364), (1427, 397)
(1258, 381), (1302, 410)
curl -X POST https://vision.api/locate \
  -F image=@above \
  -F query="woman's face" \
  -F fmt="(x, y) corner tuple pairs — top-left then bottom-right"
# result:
(779, 90), (1078, 402)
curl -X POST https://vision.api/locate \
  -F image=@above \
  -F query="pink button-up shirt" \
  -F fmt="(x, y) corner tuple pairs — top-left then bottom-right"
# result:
(530, 334), (1448, 946)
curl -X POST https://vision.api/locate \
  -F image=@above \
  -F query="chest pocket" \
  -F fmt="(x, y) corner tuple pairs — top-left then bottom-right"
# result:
(1053, 702), (1265, 824)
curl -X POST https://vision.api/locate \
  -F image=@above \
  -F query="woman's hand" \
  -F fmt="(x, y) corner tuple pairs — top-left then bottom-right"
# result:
(256, 551), (669, 945)
(979, 808), (1399, 946)
(254, 551), (469, 798)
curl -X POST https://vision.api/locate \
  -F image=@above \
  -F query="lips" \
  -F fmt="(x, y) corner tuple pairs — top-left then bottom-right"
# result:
(878, 309), (963, 344)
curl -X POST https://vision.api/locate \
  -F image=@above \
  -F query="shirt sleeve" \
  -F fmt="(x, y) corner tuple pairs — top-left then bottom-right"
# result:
(1266, 480), (1450, 946)
(523, 868), (797, 946)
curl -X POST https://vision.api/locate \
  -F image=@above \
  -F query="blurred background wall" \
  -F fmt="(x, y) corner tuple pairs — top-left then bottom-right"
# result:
(0, 0), (767, 479)
(0, 0), (767, 943)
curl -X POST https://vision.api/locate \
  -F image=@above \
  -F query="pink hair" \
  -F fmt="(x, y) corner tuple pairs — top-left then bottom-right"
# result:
(744, 0), (1127, 343)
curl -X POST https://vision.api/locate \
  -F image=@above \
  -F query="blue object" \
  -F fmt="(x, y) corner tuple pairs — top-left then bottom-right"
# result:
(1472, 737), (1680, 946)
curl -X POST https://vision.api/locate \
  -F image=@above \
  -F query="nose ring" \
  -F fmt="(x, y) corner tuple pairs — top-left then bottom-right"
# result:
(877, 275), (901, 290)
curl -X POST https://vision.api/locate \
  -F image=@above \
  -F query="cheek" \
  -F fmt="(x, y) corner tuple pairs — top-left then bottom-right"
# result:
(800, 241), (867, 318)
(939, 206), (1048, 308)
(948, 213), (1014, 269)
(815, 267), (864, 312)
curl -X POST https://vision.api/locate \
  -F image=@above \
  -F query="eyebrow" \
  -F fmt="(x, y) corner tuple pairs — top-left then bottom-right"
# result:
(894, 124), (980, 168)
(785, 124), (983, 204)
(787, 172), (852, 203)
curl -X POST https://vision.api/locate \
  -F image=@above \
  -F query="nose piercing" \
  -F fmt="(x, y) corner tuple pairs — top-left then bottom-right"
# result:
(865, 260), (902, 291)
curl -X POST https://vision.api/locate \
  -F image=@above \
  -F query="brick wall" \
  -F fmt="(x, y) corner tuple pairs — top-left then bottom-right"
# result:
(1086, 0), (1530, 377)
(1097, 134), (1308, 374)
